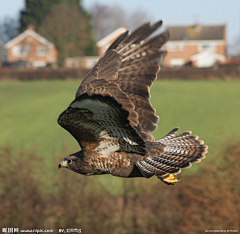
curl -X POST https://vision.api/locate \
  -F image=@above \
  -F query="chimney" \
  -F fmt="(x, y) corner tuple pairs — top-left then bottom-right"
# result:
(194, 22), (201, 32)
(27, 25), (35, 31)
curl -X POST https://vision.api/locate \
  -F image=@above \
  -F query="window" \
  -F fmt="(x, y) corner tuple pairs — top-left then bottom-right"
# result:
(178, 43), (185, 51)
(12, 45), (30, 56)
(168, 43), (185, 51)
(168, 43), (177, 51)
(200, 44), (216, 51)
(37, 45), (48, 56)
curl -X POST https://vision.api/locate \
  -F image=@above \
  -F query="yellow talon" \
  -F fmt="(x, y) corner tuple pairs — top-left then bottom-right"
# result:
(159, 173), (181, 185)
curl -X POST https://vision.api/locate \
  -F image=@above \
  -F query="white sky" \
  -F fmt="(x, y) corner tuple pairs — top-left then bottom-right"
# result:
(0, 0), (239, 47)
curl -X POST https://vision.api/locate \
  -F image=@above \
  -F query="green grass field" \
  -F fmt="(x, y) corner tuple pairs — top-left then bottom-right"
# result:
(1, 79), (240, 186)
(1, 80), (239, 154)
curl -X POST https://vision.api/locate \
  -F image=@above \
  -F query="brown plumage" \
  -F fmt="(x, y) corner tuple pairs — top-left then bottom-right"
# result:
(58, 21), (208, 184)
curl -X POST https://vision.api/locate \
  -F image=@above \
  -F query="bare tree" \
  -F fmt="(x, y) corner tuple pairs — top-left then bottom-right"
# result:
(127, 9), (153, 31)
(0, 17), (19, 64)
(0, 17), (19, 43)
(90, 3), (126, 41)
(232, 36), (240, 56)
(90, 3), (152, 41)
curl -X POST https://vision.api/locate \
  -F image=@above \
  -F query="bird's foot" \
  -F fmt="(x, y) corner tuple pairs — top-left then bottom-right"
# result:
(159, 173), (181, 185)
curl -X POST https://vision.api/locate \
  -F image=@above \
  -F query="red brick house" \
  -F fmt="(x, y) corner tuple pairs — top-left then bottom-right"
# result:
(164, 24), (227, 67)
(4, 25), (57, 68)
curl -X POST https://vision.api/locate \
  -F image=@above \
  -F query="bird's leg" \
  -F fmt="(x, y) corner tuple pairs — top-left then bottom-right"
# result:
(158, 173), (181, 185)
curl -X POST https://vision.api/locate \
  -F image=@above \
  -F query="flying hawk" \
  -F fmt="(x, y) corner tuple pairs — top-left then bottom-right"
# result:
(58, 21), (208, 185)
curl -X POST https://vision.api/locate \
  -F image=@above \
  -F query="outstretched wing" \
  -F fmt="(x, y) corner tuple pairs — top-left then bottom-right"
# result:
(58, 94), (147, 155)
(58, 21), (169, 156)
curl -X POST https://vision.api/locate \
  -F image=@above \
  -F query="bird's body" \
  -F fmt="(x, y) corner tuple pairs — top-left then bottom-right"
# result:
(58, 21), (208, 184)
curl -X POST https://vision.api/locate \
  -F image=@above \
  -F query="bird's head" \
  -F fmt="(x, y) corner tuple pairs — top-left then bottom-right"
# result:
(58, 151), (82, 173)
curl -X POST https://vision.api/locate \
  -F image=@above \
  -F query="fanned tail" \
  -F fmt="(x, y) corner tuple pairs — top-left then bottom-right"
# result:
(136, 127), (208, 179)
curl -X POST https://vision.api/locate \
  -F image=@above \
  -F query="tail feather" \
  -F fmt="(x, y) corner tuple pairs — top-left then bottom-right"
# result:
(136, 127), (208, 178)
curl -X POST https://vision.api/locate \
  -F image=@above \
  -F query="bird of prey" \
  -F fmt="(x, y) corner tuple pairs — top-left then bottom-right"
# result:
(58, 20), (208, 185)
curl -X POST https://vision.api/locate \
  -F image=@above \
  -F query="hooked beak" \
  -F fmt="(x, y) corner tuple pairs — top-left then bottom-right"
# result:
(58, 160), (68, 170)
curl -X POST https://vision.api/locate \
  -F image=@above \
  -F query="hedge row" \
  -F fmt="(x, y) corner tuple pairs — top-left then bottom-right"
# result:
(0, 68), (89, 81)
(158, 64), (240, 80)
(0, 64), (239, 81)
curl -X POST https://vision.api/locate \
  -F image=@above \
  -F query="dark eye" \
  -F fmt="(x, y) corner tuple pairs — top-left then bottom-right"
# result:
(67, 159), (72, 165)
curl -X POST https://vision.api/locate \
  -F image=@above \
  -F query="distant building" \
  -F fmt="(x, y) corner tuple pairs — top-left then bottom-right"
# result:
(64, 56), (99, 69)
(4, 25), (57, 68)
(96, 25), (128, 56)
(65, 25), (128, 69)
(164, 24), (227, 68)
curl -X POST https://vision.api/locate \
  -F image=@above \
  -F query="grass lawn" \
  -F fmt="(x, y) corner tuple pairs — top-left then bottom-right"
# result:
(0, 79), (240, 186)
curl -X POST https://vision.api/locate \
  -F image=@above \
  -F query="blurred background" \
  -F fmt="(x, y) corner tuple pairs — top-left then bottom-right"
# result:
(0, 0), (239, 233)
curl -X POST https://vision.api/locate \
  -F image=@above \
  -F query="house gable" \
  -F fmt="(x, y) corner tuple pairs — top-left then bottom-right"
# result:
(4, 28), (57, 68)
(5, 29), (54, 49)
